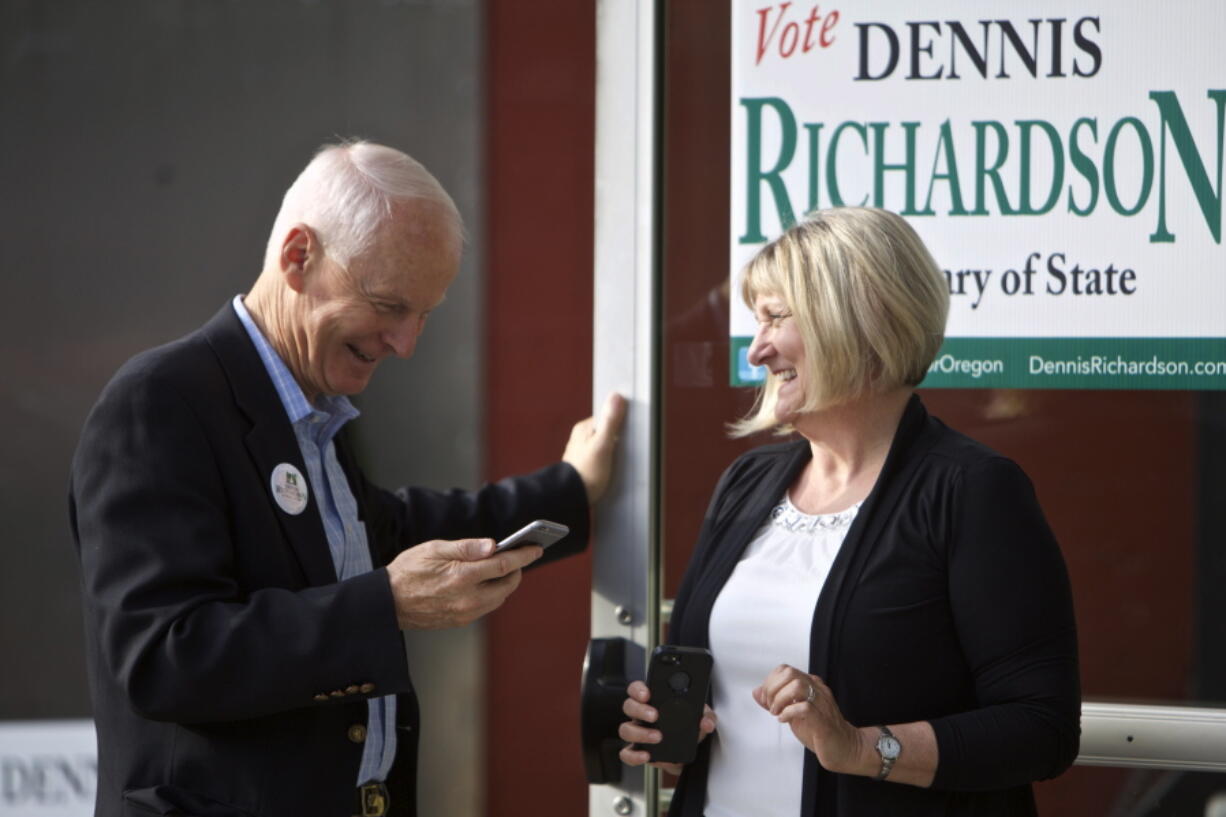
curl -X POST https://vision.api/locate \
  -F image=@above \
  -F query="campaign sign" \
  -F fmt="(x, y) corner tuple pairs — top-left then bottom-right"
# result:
(730, 0), (1226, 389)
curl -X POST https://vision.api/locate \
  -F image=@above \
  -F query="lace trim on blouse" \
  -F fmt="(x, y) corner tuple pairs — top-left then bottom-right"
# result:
(768, 494), (862, 534)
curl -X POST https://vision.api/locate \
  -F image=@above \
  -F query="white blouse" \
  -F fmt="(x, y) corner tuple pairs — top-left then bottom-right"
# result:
(704, 494), (861, 817)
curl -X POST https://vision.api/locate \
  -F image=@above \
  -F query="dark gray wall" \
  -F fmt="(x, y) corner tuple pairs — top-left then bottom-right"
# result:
(0, 0), (484, 813)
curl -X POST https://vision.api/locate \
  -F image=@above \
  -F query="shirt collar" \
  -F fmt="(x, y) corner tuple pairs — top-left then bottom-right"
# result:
(231, 295), (360, 427)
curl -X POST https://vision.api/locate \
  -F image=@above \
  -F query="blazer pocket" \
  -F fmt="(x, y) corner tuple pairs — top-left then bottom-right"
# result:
(122, 785), (256, 817)
(865, 594), (946, 616)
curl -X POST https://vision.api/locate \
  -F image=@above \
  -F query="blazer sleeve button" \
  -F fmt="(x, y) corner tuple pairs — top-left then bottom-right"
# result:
(346, 684), (360, 695)
(330, 689), (346, 698)
(359, 683), (375, 694)
(313, 694), (329, 702)
(347, 724), (368, 743)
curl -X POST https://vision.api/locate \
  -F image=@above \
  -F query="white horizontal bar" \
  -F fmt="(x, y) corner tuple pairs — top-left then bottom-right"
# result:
(1077, 701), (1226, 771)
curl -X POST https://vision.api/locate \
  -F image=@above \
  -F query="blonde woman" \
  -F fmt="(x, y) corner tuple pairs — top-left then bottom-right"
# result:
(620, 207), (1079, 817)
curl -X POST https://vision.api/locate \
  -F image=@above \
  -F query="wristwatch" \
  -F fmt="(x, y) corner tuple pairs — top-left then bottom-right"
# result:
(874, 725), (902, 780)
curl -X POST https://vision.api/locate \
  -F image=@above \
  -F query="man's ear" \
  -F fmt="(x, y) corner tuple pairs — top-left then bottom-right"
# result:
(279, 224), (315, 293)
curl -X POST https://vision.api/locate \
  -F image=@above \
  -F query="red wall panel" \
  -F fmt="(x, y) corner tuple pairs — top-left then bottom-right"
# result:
(484, 2), (596, 815)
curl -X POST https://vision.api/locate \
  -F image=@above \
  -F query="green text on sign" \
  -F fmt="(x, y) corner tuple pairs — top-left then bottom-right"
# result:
(729, 337), (1226, 390)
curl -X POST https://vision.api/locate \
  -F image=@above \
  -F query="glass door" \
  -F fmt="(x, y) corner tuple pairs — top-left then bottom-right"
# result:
(590, 2), (1226, 816)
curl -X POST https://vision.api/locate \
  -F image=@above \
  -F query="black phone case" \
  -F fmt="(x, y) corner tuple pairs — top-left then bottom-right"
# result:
(640, 645), (713, 764)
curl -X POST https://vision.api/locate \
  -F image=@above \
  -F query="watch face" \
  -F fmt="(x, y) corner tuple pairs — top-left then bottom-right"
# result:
(877, 735), (902, 759)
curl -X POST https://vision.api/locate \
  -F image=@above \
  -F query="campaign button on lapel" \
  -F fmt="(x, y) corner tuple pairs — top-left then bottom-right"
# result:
(270, 462), (309, 515)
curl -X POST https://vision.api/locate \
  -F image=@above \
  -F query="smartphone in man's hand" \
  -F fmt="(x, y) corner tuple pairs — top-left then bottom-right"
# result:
(493, 520), (570, 553)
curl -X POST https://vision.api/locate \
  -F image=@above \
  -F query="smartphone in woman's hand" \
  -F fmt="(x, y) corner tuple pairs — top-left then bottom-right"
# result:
(638, 645), (713, 764)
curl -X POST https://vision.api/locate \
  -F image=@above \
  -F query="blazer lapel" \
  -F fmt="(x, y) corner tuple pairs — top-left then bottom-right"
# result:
(201, 304), (339, 587)
(808, 394), (933, 682)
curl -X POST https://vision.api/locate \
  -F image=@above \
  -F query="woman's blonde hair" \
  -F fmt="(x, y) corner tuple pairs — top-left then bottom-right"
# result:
(730, 207), (948, 437)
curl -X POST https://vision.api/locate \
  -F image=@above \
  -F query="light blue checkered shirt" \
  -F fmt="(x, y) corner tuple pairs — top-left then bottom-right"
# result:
(232, 295), (397, 785)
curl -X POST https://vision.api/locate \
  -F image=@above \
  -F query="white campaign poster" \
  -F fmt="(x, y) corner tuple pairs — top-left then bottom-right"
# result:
(730, 0), (1226, 389)
(0, 720), (95, 816)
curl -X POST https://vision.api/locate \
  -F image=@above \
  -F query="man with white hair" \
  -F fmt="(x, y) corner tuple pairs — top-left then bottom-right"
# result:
(69, 141), (624, 817)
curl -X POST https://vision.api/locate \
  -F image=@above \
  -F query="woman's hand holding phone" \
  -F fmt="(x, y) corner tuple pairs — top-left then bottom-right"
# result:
(618, 679), (717, 776)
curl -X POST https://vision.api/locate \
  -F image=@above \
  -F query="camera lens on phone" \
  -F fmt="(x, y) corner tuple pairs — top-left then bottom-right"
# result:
(668, 671), (691, 693)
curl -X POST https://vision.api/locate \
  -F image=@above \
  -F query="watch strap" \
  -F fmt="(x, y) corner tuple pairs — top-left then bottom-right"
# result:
(874, 725), (899, 781)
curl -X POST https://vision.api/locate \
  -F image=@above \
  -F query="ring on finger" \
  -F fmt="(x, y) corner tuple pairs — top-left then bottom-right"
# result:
(805, 683), (816, 704)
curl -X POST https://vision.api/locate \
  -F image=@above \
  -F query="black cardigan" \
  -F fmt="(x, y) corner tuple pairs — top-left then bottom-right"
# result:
(666, 395), (1080, 817)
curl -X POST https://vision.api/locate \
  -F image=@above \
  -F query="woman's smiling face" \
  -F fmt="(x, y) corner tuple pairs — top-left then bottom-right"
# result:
(746, 292), (808, 423)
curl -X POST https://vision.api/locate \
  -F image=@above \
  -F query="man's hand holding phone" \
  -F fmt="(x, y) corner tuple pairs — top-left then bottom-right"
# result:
(386, 537), (543, 631)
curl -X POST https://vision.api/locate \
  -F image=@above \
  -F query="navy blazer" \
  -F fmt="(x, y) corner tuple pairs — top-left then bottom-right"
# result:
(69, 304), (590, 817)
(666, 395), (1080, 817)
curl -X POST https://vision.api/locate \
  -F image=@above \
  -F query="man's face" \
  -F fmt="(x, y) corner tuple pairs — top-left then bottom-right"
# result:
(291, 204), (459, 400)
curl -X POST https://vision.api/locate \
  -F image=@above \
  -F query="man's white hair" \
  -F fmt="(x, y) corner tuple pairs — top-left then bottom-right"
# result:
(264, 140), (463, 269)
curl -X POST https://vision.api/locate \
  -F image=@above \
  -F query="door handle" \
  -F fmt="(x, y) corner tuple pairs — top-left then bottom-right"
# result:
(580, 637), (641, 784)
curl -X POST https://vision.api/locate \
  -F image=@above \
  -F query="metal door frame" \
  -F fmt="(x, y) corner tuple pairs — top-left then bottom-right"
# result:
(591, 1), (663, 816)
